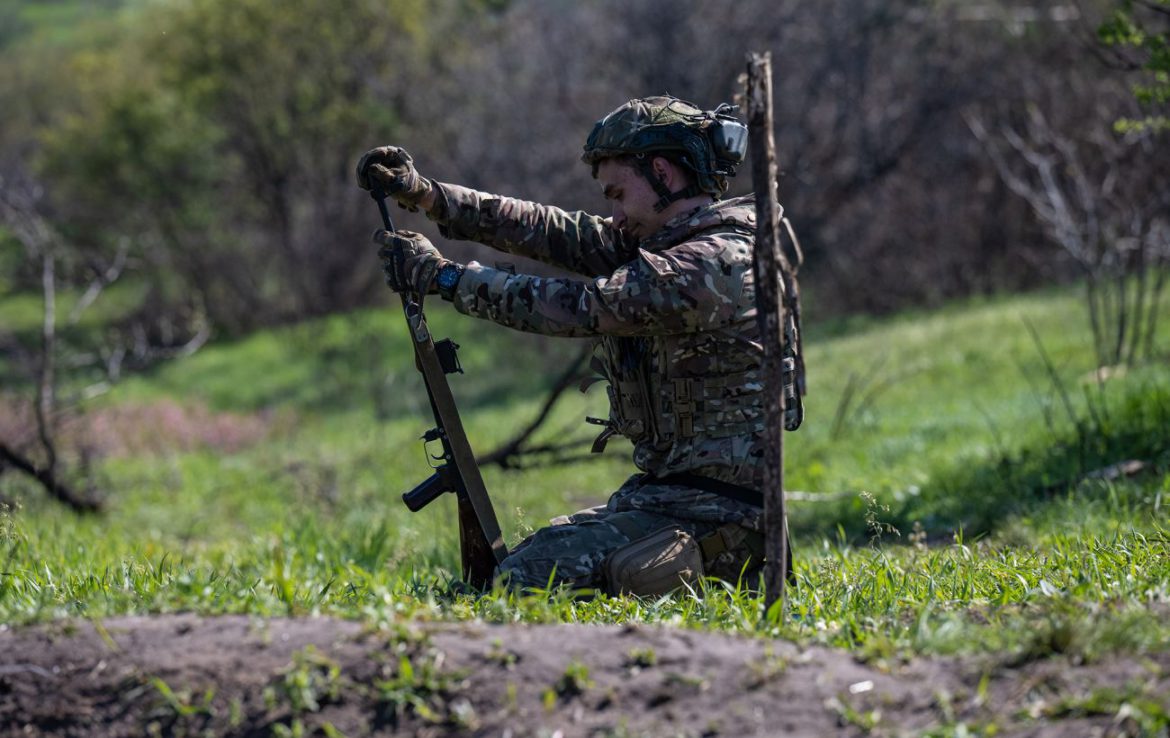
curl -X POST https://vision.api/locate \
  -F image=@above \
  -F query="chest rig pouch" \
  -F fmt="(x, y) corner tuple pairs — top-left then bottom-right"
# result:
(585, 332), (771, 453)
(582, 201), (807, 452)
(585, 336), (654, 452)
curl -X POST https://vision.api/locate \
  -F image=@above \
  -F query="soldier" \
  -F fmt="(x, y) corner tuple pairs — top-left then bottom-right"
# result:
(356, 96), (802, 595)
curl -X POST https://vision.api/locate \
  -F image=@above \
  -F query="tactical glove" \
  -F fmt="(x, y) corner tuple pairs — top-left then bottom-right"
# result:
(375, 230), (447, 296)
(356, 146), (433, 211)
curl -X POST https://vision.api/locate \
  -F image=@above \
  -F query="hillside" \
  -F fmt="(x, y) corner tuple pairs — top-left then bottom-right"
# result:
(1, 284), (1169, 735)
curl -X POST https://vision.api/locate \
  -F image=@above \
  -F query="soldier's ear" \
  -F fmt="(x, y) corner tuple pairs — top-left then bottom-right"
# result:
(652, 156), (693, 192)
(650, 156), (672, 186)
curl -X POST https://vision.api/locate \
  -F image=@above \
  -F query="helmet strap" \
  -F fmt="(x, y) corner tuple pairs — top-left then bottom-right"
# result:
(636, 156), (703, 213)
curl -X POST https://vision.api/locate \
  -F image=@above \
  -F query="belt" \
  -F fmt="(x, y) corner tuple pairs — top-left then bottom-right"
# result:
(640, 471), (763, 507)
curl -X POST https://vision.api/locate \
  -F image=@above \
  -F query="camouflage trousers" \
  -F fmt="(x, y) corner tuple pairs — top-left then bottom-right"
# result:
(496, 474), (764, 592)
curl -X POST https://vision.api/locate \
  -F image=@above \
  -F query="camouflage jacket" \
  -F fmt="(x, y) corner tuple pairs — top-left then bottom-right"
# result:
(427, 182), (766, 530)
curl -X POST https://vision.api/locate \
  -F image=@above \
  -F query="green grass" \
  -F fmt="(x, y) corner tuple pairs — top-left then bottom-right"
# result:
(2, 282), (1169, 667)
(1, 0), (138, 50)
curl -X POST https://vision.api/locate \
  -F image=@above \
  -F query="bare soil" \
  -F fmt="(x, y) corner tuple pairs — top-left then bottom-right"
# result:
(0, 615), (1166, 737)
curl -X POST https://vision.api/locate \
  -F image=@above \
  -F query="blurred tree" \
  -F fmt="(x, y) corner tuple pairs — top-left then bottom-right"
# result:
(0, 173), (105, 513)
(1099, 0), (1170, 132)
(37, 0), (432, 331)
(5, 0), (1167, 333)
(969, 0), (1170, 367)
(0, 4), (29, 52)
(429, 0), (1072, 313)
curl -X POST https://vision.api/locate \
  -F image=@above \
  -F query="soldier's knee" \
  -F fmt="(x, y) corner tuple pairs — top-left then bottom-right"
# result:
(496, 555), (597, 592)
(495, 525), (611, 591)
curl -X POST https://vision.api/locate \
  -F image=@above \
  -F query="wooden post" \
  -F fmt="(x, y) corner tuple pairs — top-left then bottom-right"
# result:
(745, 52), (789, 617)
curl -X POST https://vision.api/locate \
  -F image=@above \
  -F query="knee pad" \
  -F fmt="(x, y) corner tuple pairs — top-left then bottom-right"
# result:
(603, 527), (704, 597)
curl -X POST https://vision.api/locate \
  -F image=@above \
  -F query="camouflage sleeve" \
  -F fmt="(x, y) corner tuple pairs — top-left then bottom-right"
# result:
(449, 233), (752, 337)
(426, 182), (635, 278)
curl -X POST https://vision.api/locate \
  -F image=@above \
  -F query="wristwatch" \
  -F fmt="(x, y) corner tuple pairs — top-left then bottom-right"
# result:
(436, 262), (465, 301)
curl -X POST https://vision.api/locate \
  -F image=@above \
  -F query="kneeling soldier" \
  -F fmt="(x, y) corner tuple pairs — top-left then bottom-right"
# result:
(357, 96), (802, 595)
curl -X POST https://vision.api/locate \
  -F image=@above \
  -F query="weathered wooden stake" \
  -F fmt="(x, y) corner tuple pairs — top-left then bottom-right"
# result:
(745, 52), (788, 617)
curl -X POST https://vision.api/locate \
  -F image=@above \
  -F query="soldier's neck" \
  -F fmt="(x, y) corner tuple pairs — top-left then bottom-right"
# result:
(658, 195), (715, 227)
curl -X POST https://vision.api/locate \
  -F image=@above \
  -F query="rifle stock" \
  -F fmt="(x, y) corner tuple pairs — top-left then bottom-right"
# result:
(370, 190), (508, 590)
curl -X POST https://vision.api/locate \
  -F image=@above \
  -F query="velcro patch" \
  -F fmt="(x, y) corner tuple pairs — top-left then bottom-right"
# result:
(637, 248), (681, 279)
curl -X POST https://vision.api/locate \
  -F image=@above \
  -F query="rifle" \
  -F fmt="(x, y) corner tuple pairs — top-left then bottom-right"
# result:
(370, 191), (508, 589)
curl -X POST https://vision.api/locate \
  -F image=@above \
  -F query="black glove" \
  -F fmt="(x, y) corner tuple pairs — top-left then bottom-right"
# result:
(375, 230), (447, 295)
(356, 146), (433, 211)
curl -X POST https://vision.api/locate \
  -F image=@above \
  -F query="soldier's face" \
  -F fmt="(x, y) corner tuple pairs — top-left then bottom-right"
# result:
(597, 159), (665, 240)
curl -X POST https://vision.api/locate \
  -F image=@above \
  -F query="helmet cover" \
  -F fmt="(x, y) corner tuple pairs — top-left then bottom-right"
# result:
(582, 96), (747, 197)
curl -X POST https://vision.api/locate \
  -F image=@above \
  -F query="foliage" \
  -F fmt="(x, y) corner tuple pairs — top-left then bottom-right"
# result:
(4, 0), (1167, 335)
(268, 646), (344, 714)
(31, 0), (433, 332)
(1099, 0), (1170, 133)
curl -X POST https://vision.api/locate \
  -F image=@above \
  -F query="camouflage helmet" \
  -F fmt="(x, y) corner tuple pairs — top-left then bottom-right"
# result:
(582, 95), (748, 207)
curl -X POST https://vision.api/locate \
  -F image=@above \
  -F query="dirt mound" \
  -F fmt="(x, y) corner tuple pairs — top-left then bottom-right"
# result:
(0, 615), (1165, 736)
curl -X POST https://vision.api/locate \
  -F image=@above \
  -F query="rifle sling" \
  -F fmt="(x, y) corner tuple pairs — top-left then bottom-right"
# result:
(405, 294), (508, 566)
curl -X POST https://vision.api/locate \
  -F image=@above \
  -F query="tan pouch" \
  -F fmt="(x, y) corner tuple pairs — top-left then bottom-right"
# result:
(604, 527), (705, 596)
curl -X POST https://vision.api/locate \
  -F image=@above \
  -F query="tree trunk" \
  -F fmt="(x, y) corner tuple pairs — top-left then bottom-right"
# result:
(745, 52), (789, 618)
(35, 247), (58, 474)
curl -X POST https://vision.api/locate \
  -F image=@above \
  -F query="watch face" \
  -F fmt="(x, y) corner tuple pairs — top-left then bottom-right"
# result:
(439, 265), (460, 289)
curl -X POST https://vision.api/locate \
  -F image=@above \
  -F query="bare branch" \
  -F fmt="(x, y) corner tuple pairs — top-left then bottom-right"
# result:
(967, 90), (1167, 368)
(68, 240), (130, 325)
(478, 345), (591, 469)
(0, 442), (102, 513)
(0, 176), (63, 477)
